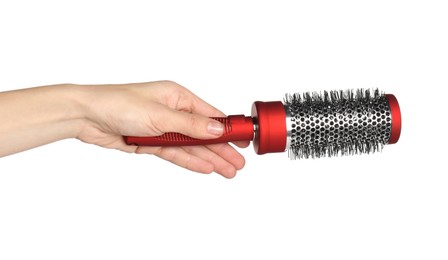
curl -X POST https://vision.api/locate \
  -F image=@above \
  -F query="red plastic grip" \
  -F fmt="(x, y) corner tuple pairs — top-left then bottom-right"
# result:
(123, 115), (254, 146)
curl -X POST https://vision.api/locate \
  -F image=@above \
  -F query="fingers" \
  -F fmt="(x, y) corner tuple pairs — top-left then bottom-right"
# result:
(135, 143), (245, 178)
(161, 81), (226, 118)
(152, 106), (225, 139)
(135, 146), (214, 174)
(232, 140), (251, 148)
(183, 145), (240, 178)
(205, 143), (246, 171)
(189, 95), (226, 117)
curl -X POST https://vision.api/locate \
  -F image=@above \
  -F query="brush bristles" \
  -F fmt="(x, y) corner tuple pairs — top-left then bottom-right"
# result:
(284, 89), (392, 159)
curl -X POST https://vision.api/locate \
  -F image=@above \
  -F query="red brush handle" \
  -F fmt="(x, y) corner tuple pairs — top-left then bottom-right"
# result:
(124, 115), (254, 146)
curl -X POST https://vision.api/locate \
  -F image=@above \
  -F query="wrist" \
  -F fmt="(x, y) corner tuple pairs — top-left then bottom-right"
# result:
(51, 84), (91, 139)
(0, 84), (91, 156)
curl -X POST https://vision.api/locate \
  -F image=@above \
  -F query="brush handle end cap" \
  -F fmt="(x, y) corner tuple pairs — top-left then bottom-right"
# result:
(385, 94), (401, 144)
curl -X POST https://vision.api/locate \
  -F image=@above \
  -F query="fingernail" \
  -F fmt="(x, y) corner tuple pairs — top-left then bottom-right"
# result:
(208, 121), (224, 136)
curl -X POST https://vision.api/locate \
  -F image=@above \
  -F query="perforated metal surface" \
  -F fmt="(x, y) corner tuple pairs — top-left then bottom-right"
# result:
(284, 89), (392, 159)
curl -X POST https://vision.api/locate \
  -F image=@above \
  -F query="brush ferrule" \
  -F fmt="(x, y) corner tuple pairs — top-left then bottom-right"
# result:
(284, 104), (293, 151)
(251, 101), (288, 155)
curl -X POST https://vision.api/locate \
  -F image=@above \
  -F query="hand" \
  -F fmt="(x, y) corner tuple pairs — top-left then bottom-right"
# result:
(77, 81), (250, 178)
(0, 81), (249, 178)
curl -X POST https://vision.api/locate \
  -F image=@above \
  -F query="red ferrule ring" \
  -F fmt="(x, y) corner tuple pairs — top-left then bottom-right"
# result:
(251, 101), (287, 154)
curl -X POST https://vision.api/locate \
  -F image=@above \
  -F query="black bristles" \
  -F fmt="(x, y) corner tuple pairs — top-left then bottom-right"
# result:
(284, 89), (391, 159)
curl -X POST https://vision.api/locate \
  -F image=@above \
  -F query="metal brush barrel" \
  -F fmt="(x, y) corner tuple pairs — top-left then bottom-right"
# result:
(284, 89), (399, 159)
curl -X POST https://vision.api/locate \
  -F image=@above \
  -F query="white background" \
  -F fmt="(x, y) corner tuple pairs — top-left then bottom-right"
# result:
(1, 0), (447, 259)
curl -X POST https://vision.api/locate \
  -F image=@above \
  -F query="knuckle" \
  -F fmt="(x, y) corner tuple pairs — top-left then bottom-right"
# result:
(160, 80), (181, 89)
(185, 114), (202, 133)
(160, 147), (177, 162)
(149, 119), (167, 135)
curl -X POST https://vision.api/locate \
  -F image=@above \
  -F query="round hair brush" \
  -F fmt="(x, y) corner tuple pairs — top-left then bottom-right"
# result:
(124, 89), (401, 159)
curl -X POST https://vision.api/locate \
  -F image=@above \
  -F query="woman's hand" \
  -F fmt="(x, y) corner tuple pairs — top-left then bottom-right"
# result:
(77, 81), (249, 178)
(0, 81), (248, 178)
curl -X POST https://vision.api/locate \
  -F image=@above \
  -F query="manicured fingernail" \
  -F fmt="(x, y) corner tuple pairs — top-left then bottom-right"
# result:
(208, 121), (224, 136)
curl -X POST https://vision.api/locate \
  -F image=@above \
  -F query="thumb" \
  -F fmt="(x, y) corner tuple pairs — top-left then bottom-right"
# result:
(156, 109), (224, 139)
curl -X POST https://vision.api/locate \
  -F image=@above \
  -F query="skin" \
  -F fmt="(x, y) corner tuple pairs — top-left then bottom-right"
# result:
(0, 81), (250, 178)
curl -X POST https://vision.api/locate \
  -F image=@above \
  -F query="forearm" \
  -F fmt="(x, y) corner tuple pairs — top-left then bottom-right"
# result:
(0, 84), (86, 157)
